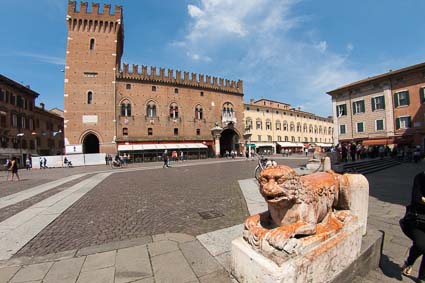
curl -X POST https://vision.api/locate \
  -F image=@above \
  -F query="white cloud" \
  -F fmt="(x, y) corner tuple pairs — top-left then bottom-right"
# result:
(16, 52), (65, 66)
(176, 0), (363, 116)
(347, 43), (354, 51)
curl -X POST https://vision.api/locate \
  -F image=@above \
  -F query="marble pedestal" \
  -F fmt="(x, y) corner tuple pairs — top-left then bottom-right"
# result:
(231, 220), (363, 283)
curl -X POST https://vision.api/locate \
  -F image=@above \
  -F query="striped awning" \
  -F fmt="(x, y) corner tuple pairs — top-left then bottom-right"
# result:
(118, 143), (208, 151)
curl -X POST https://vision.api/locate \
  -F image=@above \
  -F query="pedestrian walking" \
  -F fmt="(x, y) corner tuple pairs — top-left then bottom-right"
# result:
(9, 157), (20, 181)
(43, 157), (47, 169)
(162, 150), (170, 168)
(39, 157), (43, 169)
(5, 159), (11, 180)
(400, 172), (425, 283)
(105, 154), (109, 165)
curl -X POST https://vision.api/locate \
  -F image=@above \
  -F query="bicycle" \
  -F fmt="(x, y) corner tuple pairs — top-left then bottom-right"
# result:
(254, 155), (277, 181)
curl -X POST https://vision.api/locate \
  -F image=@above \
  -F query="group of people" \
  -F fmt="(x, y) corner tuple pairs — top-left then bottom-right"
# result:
(224, 150), (238, 159)
(106, 153), (130, 167)
(162, 150), (184, 168)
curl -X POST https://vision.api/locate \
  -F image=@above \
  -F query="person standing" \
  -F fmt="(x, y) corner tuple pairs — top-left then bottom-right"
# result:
(5, 159), (11, 180)
(9, 157), (20, 181)
(39, 157), (43, 169)
(25, 157), (31, 170)
(401, 172), (425, 283)
(105, 154), (109, 165)
(43, 157), (47, 169)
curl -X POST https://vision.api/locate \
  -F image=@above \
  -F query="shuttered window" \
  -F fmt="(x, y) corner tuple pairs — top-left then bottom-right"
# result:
(352, 100), (365, 114)
(394, 91), (410, 107)
(420, 88), (425, 104)
(371, 96), (385, 111)
(396, 116), (411, 129)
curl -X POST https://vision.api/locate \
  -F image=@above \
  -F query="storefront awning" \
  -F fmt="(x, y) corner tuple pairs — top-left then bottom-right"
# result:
(118, 143), (208, 151)
(276, 142), (304, 147)
(255, 143), (275, 148)
(315, 143), (333, 147)
(361, 138), (394, 146)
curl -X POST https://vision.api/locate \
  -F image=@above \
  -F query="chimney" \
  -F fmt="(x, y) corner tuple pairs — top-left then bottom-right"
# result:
(250, 98), (254, 104)
(40, 103), (45, 110)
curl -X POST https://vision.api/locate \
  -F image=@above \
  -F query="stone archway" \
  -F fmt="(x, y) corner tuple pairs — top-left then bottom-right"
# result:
(82, 133), (100, 154)
(220, 129), (240, 156)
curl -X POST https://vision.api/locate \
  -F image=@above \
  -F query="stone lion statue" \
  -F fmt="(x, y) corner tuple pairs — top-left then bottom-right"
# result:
(244, 165), (354, 255)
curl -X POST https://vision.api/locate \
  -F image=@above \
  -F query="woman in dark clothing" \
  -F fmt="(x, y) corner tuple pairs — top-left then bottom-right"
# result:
(9, 157), (20, 181)
(402, 172), (425, 283)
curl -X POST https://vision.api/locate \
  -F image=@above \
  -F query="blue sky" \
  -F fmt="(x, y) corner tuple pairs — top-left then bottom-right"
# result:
(1, 0), (425, 117)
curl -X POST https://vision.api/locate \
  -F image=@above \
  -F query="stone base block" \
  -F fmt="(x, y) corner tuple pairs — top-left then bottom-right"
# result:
(231, 222), (363, 283)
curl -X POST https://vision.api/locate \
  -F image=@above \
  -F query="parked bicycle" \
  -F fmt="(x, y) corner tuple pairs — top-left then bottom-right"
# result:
(110, 159), (122, 168)
(254, 155), (277, 181)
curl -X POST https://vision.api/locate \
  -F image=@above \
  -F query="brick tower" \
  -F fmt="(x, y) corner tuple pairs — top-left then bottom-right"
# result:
(64, 1), (123, 154)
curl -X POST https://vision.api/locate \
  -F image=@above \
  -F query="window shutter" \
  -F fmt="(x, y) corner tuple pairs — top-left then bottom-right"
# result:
(127, 104), (131, 116)
(361, 101), (365, 112)
(120, 105), (125, 116)
(396, 118), (400, 129)
(394, 93), (399, 107)
(382, 96), (386, 109)
(406, 91), (410, 105)
(420, 88), (425, 104)
(408, 117), (412, 128)
(352, 102), (357, 114)
(371, 98), (376, 111)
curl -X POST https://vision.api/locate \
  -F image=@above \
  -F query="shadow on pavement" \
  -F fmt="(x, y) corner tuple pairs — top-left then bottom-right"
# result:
(380, 253), (403, 281)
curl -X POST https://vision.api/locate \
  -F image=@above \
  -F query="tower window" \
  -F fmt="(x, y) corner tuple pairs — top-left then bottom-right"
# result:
(123, 128), (128, 136)
(87, 91), (93, 104)
(126, 84), (131, 90)
(152, 86), (157, 92)
(89, 38), (95, 50)
(200, 91), (204, 96)
(196, 129), (200, 135)
(148, 128), (153, 136)
(174, 88), (179, 94)
(174, 128), (179, 136)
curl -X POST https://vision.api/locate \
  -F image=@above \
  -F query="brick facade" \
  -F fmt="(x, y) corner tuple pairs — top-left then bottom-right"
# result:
(64, 1), (244, 155)
(0, 74), (64, 163)
(328, 62), (425, 148)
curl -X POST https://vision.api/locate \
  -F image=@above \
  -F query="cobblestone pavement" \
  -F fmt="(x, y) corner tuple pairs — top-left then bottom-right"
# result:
(15, 159), (305, 257)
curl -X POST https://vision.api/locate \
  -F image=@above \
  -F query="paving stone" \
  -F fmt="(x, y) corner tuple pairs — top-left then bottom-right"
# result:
(115, 245), (152, 283)
(214, 252), (232, 273)
(76, 236), (152, 257)
(131, 277), (155, 283)
(9, 262), (53, 282)
(81, 250), (115, 272)
(152, 233), (195, 244)
(0, 265), (20, 283)
(199, 269), (232, 283)
(147, 240), (179, 257)
(151, 250), (197, 283)
(77, 266), (114, 283)
(197, 224), (243, 257)
(43, 257), (85, 283)
(180, 240), (223, 277)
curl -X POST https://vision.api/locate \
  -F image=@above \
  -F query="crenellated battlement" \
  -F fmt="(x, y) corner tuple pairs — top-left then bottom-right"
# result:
(67, 1), (122, 33)
(117, 64), (244, 95)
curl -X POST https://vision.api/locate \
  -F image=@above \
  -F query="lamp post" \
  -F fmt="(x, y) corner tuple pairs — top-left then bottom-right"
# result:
(243, 127), (252, 158)
(17, 133), (24, 166)
(210, 122), (223, 157)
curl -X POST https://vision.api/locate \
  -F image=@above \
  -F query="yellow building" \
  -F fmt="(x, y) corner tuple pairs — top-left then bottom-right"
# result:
(243, 99), (334, 154)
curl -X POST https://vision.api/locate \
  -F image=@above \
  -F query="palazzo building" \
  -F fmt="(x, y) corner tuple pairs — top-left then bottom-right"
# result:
(328, 62), (425, 148)
(64, 2), (244, 158)
(243, 99), (334, 154)
(0, 74), (64, 163)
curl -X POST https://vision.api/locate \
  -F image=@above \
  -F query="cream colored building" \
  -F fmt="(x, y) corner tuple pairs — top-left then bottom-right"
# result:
(243, 99), (334, 154)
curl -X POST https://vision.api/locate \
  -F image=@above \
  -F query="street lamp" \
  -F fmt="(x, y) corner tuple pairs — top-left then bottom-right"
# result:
(210, 122), (223, 157)
(17, 133), (24, 166)
(243, 127), (252, 158)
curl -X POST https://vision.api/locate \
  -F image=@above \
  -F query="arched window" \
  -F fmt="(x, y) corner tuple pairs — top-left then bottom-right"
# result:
(314, 126), (318, 134)
(275, 121), (281, 131)
(87, 91), (93, 104)
(319, 126), (323, 134)
(290, 122), (295, 132)
(283, 121), (288, 131)
(122, 128), (128, 136)
(323, 127), (327, 135)
(329, 127), (333, 135)
(195, 105), (203, 120)
(296, 122), (301, 132)
(245, 118), (252, 130)
(169, 103), (179, 119)
(285, 136), (288, 142)
(303, 123), (307, 133)
(266, 120), (272, 130)
(120, 100), (131, 117)
(222, 102), (234, 122)
(256, 119), (262, 130)
(309, 125), (313, 133)
(146, 101), (157, 118)
(89, 38), (95, 50)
